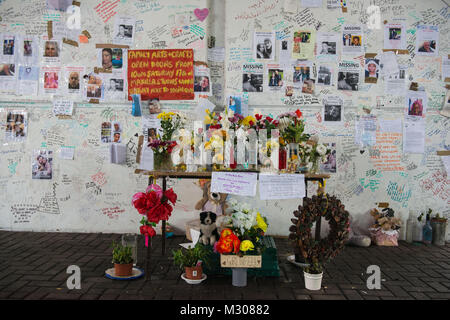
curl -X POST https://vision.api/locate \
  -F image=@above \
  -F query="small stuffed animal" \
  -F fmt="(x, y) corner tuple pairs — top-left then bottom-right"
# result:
(199, 211), (220, 246)
(195, 180), (228, 216)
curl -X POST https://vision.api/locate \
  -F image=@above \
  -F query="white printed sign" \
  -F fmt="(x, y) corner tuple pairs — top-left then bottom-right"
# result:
(211, 171), (257, 196)
(259, 173), (305, 200)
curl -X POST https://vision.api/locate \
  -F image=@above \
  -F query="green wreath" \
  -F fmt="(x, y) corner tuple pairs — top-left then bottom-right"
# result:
(289, 193), (350, 273)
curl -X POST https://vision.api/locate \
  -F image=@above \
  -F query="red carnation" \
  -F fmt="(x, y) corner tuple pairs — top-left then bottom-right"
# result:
(295, 109), (302, 118)
(255, 114), (263, 121)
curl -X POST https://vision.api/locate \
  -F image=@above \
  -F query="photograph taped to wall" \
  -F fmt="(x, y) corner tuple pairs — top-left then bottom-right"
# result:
(18, 36), (39, 65)
(1, 34), (16, 63)
(254, 31), (275, 60)
(194, 65), (211, 95)
(113, 16), (135, 46)
(18, 65), (39, 96)
(84, 72), (104, 100)
(101, 122), (112, 143)
(242, 63), (264, 92)
(337, 61), (359, 91)
(365, 58), (380, 83)
(103, 73), (125, 101)
(292, 30), (315, 60)
(111, 121), (122, 143)
(267, 64), (284, 91)
(316, 64), (334, 86)
(384, 23), (406, 50)
(292, 61), (312, 88)
(0, 63), (16, 93)
(279, 39), (291, 67)
(98, 47), (125, 72)
(65, 66), (84, 96)
(41, 37), (61, 64)
(41, 66), (61, 95)
(320, 142), (337, 173)
(5, 110), (27, 142)
(316, 33), (338, 57)
(415, 25), (439, 56)
(385, 65), (406, 96)
(32, 150), (53, 180)
(342, 25), (363, 55)
(323, 95), (343, 123)
(406, 90), (427, 118)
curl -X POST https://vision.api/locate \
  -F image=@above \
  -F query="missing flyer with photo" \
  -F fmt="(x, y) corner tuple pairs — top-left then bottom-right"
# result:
(337, 61), (359, 91)
(254, 32), (275, 61)
(323, 95), (343, 123)
(384, 22), (406, 50)
(242, 63), (264, 93)
(342, 25), (363, 55)
(292, 30), (315, 60)
(32, 150), (53, 180)
(316, 33), (338, 57)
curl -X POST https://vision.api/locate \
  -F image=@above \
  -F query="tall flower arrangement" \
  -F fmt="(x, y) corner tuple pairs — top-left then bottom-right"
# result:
(299, 136), (330, 173)
(132, 184), (177, 247)
(214, 200), (268, 256)
(277, 109), (310, 144)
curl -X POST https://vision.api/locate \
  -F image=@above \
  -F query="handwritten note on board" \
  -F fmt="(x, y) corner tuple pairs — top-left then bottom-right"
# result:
(211, 172), (257, 196)
(259, 174), (305, 200)
(53, 99), (73, 116)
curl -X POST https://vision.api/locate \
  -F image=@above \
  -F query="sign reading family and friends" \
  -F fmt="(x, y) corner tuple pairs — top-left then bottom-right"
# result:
(127, 49), (194, 100)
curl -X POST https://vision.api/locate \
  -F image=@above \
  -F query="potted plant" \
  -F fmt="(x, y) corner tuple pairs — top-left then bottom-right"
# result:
(289, 194), (350, 291)
(112, 241), (134, 276)
(172, 243), (210, 282)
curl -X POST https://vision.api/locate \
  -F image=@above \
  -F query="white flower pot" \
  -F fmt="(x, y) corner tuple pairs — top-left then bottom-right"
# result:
(304, 271), (323, 290)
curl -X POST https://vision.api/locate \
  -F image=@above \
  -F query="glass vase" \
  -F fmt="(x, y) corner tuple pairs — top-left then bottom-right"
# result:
(154, 152), (173, 171)
(279, 146), (287, 171)
(287, 143), (299, 173)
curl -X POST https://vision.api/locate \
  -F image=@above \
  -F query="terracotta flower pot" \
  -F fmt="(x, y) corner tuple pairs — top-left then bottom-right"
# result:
(185, 266), (203, 280)
(114, 263), (133, 276)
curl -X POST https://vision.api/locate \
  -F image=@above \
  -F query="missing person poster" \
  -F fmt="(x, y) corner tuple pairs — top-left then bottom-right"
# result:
(98, 46), (127, 73)
(32, 150), (53, 179)
(1, 34), (17, 63)
(292, 60), (312, 89)
(65, 66), (83, 96)
(385, 65), (406, 96)
(5, 110), (27, 142)
(18, 66), (39, 96)
(113, 16), (135, 46)
(242, 63), (264, 92)
(103, 73), (126, 101)
(415, 25), (438, 57)
(406, 90), (427, 118)
(384, 22), (406, 51)
(85, 72), (104, 101)
(18, 35), (39, 65)
(254, 32), (275, 60)
(316, 33), (338, 57)
(337, 61), (359, 91)
(41, 36), (61, 64)
(194, 65), (211, 96)
(292, 30), (315, 60)
(342, 25), (363, 55)
(41, 66), (61, 95)
(316, 63), (334, 86)
(364, 55), (380, 83)
(127, 49), (194, 100)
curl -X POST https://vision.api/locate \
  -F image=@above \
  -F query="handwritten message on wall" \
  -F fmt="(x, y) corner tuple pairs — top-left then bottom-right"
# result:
(127, 49), (194, 100)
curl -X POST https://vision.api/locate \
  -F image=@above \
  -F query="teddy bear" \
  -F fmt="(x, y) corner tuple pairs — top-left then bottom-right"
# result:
(185, 179), (229, 241)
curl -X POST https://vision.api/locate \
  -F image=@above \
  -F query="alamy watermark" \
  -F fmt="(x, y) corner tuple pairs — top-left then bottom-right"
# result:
(66, 265), (81, 290)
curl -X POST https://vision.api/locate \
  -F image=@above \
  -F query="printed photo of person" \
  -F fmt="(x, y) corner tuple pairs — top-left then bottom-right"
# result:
(255, 36), (273, 60)
(23, 40), (32, 56)
(112, 132), (121, 143)
(227, 96), (242, 115)
(268, 69), (283, 87)
(102, 48), (113, 71)
(44, 72), (59, 89)
(116, 24), (133, 39)
(32, 150), (53, 180)
(324, 104), (342, 122)
(112, 48), (123, 69)
(86, 74), (102, 98)
(343, 33), (352, 46)
(101, 122), (112, 143)
(194, 76), (210, 92)
(149, 98), (161, 114)
(299, 32), (311, 43)
(293, 66), (310, 84)
(302, 79), (315, 94)
(68, 72), (80, 90)
(0, 64), (15, 76)
(3, 39), (15, 55)
(408, 98), (423, 116)
(365, 59), (379, 79)
(44, 41), (59, 57)
(418, 40), (436, 53)
(6, 112), (26, 139)
(337, 72), (359, 91)
(112, 121), (122, 133)
(242, 73), (263, 92)
(319, 41), (336, 55)
(321, 143), (337, 173)
(147, 128), (157, 143)
(317, 66), (332, 85)
(351, 35), (361, 46)
(389, 28), (401, 40)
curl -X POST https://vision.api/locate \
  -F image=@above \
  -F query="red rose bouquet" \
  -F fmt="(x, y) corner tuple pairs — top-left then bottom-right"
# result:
(132, 184), (177, 246)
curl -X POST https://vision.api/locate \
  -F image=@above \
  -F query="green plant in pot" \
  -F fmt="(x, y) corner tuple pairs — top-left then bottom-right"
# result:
(112, 241), (134, 277)
(172, 243), (210, 281)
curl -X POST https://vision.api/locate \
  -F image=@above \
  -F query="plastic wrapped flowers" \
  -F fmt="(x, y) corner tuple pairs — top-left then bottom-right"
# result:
(214, 199), (268, 256)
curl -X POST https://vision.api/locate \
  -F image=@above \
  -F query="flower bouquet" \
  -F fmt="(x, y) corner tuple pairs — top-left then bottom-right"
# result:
(215, 200), (268, 257)
(298, 136), (330, 173)
(148, 139), (177, 171)
(132, 184), (177, 247)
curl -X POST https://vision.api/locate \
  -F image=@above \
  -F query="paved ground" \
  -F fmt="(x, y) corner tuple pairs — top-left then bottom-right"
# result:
(0, 230), (449, 300)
